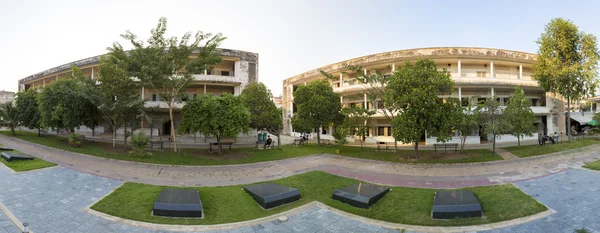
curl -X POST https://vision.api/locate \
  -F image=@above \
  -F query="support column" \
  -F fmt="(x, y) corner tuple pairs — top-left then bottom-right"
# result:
(340, 96), (343, 105)
(204, 84), (207, 95)
(91, 67), (94, 79)
(491, 87), (495, 97)
(141, 86), (145, 100)
(364, 93), (367, 109)
(204, 69), (207, 75)
(457, 59), (461, 77)
(490, 61), (494, 78)
(392, 63), (395, 72)
(363, 68), (367, 75)
(519, 64), (523, 79)
(339, 73), (343, 87)
(458, 87), (462, 100)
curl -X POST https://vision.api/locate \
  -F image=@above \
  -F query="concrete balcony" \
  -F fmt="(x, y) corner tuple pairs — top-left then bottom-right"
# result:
(531, 106), (550, 115)
(452, 77), (539, 88)
(144, 101), (184, 109)
(192, 74), (243, 84)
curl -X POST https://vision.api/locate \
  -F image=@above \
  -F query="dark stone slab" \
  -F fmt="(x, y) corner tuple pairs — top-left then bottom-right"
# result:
(243, 182), (301, 209)
(0, 147), (13, 151)
(1, 152), (34, 162)
(432, 190), (482, 219)
(332, 183), (390, 209)
(153, 189), (203, 218)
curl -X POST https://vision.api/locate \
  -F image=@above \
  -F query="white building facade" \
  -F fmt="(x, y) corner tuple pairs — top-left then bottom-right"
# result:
(282, 47), (566, 144)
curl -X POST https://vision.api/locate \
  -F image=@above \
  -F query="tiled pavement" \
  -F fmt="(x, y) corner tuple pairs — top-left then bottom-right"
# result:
(0, 210), (20, 233)
(0, 165), (600, 232)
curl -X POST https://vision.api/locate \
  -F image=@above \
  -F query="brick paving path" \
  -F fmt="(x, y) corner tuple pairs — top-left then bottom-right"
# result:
(1, 134), (599, 189)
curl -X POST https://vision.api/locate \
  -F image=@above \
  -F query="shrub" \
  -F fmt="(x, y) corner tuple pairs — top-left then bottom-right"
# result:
(67, 133), (81, 148)
(129, 132), (152, 157)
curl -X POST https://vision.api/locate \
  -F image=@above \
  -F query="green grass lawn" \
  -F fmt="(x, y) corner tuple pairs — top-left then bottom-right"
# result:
(1, 131), (503, 165)
(91, 171), (547, 226)
(583, 159), (600, 171)
(504, 138), (600, 158)
(0, 145), (56, 172)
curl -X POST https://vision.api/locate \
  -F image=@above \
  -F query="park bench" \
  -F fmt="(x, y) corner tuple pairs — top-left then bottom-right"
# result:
(433, 143), (458, 154)
(376, 141), (391, 151)
(148, 141), (164, 151)
(293, 138), (306, 146)
(209, 138), (234, 152)
(77, 135), (93, 143)
(321, 139), (333, 146)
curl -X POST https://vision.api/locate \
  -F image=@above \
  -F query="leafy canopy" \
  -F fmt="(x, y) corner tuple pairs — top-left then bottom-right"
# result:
(534, 18), (599, 101)
(385, 59), (458, 157)
(240, 82), (282, 135)
(15, 89), (41, 131)
(502, 86), (537, 146)
(291, 79), (342, 138)
(179, 94), (251, 153)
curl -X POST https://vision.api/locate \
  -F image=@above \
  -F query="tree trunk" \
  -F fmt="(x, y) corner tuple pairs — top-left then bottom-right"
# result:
(567, 96), (572, 141)
(168, 103), (177, 152)
(38, 128), (40, 137)
(10, 127), (15, 136)
(492, 133), (496, 155)
(123, 121), (127, 152)
(217, 135), (222, 155)
(518, 136), (521, 147)
(394, 141), (398, 153)
(317, 129), (321, 145)
(92, 127), (95, 137)
(460, 136), (466, 152)
(413, 142), (419, 159)
(112, 120), (117, 148)
(276, 134), (281, 149)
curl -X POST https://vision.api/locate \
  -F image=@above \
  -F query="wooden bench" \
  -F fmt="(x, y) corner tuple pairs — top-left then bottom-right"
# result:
(209, 138), (234, 152)
(376, 141), (391, 151)
(433, 143), (458, 154)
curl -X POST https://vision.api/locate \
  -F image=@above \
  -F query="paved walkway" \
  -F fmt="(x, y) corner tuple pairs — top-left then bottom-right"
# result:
(1, 134), (599, 188)
(1, 163), (599, 232)
(0, 210), (20, 233)
(494, 148), (519, 160)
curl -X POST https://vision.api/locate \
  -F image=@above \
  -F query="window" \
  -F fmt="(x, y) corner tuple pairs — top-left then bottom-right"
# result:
(503, 98), (510, 106)
(477, 71), (487, 78)
(221, 71), (230, 76)
(461, 97), (469, 107)
(207, 70), (212, 75)
(378, 127), (385, 136)
(376, 101), (384, 109)
(531, 99), (539, 106)
(477, 98), (486, 105)
(387, 127), (392, 136)
(152, 94), (161, 101)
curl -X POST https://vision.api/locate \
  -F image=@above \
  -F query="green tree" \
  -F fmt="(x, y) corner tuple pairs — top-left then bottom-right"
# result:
(341, 107), (375, 150)
(179, 94), (250, 154)
(97, 55), (146, 148)
(533, 18), (599, 141)
(332, 121), (350, 152)
(503, 86), (537, 147)
(0, 101), (19, 136)
(479, 97), (504, 155)
(456, 97), (482, 152)
(385, 59), (458, 159)
(110, 17), (225, 152)
(15, 89), (42, 136)
(322, 65), (402, 152)
(291, 79), (342, 145)
(241, 82), (284, 148)
(38, 67), (100, 135)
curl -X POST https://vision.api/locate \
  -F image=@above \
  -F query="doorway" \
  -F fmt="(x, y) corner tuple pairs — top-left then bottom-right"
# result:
(163, 120), (171, 136)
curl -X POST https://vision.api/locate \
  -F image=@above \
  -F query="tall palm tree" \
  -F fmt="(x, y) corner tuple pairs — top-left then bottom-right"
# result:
(0, 101), (19, 136)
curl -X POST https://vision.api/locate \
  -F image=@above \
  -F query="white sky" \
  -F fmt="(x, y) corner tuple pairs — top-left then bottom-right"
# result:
(1, 0), (599, 96)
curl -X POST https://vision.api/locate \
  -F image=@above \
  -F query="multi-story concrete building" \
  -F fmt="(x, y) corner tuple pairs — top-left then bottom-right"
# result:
(0, 91), (14, 104)
(18, 48), (258, 138)
(283, 47), (567, 144)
